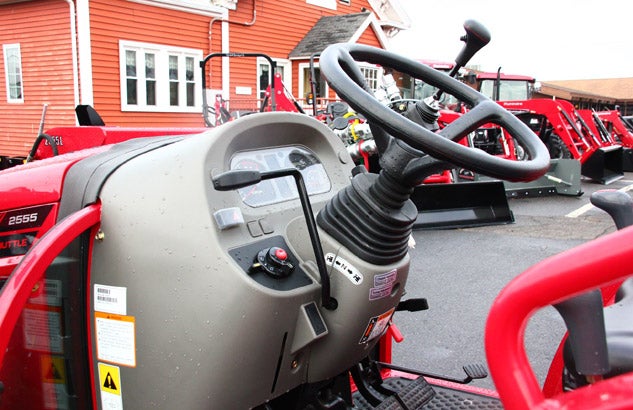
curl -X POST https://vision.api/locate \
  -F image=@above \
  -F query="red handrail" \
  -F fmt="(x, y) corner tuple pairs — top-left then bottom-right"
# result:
(486, 224), (633, 409)
(0, 203), (101, 365)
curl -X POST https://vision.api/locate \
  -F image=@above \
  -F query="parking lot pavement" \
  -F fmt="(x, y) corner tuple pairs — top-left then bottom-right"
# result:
(391, 173), (633, 390)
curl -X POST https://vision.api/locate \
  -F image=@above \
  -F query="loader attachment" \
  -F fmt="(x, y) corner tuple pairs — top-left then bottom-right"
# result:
(622, 147), (633, 172)
(503, 159), (582, 197)
(456, 159), (582, 198)
(581, 145), (623, 185)
(410, 180), (514, 229)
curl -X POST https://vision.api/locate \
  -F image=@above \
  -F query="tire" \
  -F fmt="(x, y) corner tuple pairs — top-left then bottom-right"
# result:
(546, 132), (572, 159)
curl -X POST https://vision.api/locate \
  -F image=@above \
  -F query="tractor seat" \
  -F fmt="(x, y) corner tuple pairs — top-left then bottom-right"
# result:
(603, 278), (633, 377)
(563, 278), (633, 386)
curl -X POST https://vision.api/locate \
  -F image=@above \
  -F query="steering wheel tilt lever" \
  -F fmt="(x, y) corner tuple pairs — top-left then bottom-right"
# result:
(213, 168), (338, 310)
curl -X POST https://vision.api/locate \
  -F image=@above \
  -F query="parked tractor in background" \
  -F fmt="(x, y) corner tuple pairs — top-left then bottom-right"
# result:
(462, 70), (624, 186)
(585, 109), (633, 170)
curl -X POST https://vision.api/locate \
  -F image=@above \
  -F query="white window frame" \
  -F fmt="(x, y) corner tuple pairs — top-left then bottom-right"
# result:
(3, 43), (24, 103)
(359, 64), (381, 93)
(306, 0), (336, 10)
(256, 58), (292, 101)
(119, 40), (203, 112)
(298, 62), (329, 107)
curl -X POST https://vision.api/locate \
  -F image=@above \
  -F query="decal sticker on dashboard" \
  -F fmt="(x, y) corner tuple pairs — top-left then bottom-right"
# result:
(325, 253), (363, 285)
(369, 269), (397, 301)
(358, 308), (395, 344)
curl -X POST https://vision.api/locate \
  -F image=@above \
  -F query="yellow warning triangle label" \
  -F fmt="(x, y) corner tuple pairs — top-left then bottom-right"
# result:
(41, 355), (66, 383)
(98, 362), (122, 396)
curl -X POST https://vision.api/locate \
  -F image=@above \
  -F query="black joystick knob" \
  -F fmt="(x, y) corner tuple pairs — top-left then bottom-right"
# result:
(252, 246), (295, 278)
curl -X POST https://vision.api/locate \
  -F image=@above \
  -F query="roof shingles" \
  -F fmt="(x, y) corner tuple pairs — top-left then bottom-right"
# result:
(289, 12), (371, 59)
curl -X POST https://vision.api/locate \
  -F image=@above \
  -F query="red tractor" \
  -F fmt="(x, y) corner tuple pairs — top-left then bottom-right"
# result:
(463, 70), (624, 185)
(3, 22), (633, 410)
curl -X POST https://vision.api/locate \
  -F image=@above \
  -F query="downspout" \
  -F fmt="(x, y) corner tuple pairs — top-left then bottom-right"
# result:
(207, 0), (257, 99)
(64, 0), (79, 112)
(75, 0), (94, 106)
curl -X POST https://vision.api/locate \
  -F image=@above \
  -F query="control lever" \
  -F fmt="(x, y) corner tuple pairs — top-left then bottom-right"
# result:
(433, 19), (491, 101)
(213, 168), (338, 310)
(405, 19), (491, 131)
(590, 189), (633, 230)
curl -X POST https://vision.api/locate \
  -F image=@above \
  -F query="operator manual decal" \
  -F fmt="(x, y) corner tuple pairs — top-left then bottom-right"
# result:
(324, 253), (363, 285)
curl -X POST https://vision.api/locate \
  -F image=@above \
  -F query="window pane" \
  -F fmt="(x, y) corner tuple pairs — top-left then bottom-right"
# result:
(126, 50), (136, 77)
(4, 46), (23, 101)
(170, 82), (178, 106)
(146, 80), (156, 105)
(186, 57), (194, 81)
(169, 55), (178, 80)
(127, 79), (137, 104)
(145, 53), (155, 79)
(186, 83), (194, 106)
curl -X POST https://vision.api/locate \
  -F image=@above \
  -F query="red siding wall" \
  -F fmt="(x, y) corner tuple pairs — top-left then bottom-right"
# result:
(0, 0), (389, 156)
(221, 0), (380, 106)
(0, 0), (76, 157)
(89, 0), (211, 127)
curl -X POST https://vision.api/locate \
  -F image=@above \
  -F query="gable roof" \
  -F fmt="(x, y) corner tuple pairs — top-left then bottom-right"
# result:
(542, 78), (633, 102)
(289, 12), (384, 59)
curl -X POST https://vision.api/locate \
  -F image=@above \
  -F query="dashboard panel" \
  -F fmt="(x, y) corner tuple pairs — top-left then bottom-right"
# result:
(230, 145), (331, 207)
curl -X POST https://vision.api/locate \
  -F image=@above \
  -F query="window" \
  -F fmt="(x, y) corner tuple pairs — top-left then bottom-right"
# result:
(257, 58), (291, 101)
(306, 0), (336, 10)
(3, 44), (23, 103)
(359, 65), (379, 93)
(479, 80), (530, 101)
(120, 41), (202, 112)
(299, 62), (329, 110)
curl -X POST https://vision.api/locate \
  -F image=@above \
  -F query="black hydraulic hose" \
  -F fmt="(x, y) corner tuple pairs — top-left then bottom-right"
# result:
(26, 133), (58, 162)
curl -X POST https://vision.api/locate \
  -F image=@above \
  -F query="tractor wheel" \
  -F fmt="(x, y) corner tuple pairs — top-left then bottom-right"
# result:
(546, 133), (572, 159)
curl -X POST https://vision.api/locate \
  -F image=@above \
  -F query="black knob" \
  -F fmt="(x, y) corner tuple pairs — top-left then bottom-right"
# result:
(253, 247), (295, 278)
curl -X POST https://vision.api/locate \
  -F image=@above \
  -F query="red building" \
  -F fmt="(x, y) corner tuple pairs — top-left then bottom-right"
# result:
(0, 0), (409, 156)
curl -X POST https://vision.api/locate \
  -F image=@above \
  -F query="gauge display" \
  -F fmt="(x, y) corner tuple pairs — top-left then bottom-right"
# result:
(230, 146), (331, 207)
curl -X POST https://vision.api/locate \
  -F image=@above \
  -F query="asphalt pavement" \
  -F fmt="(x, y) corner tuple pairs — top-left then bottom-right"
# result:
(391, 173), (633, 391)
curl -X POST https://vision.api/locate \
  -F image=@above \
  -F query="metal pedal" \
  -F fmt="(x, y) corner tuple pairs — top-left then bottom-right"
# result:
(375, 377), (435, 410)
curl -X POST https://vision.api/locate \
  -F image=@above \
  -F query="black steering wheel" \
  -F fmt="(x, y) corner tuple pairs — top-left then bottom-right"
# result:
(319, 43), (550, 182)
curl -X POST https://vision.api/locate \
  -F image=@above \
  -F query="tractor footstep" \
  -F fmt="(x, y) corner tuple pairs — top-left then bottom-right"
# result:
(463, 363), (488, 381)
(375, 377), (435, 410)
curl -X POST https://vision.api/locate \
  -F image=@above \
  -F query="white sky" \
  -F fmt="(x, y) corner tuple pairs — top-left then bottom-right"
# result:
(387, 0), (632, 81)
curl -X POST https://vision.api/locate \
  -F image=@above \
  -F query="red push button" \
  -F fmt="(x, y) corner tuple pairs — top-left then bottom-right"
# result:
(274, 248), (287, 261)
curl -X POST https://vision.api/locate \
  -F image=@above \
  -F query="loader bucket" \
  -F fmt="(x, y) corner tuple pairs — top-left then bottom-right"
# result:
(622, 147), (633, 172)
(503, 159), (582, 197)
(410, 180), (514, 229)
(581, 145), (623, 184)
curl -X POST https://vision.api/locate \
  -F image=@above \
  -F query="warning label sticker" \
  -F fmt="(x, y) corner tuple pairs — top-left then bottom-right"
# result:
(98, 362), (123, 410)
(358, 308), (395, 344)
(22, 306), (63, 354)
(41, 355), (66, 384)
(96, 312), (136, 367)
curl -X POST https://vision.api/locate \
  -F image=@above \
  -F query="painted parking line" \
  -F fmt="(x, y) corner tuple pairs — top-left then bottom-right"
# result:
(566, 183), (633, 218)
